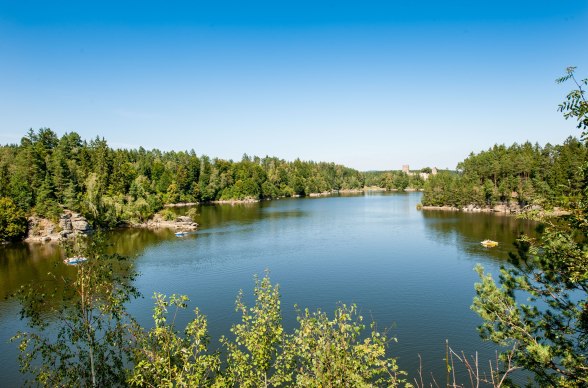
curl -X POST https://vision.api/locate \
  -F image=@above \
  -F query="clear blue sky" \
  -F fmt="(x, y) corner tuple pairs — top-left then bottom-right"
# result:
(1, 1), (587, 170)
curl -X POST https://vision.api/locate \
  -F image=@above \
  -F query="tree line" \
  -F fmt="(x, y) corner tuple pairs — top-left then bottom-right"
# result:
(0, 129), (364, 237)
(364, 170), (429, 191)
(421, 137), (587, 208)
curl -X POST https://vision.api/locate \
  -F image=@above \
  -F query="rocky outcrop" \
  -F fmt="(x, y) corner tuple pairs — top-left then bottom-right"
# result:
(59, 212), (92, 238)
(308, 191), (332, 197)
(26, 217), (57, 242)
(211, 198), (260, 204)
(163, 202), (199, 208)
(420, 205), (460, 211)
(25, 211), (92, 243)
(136, 214), (199, 230)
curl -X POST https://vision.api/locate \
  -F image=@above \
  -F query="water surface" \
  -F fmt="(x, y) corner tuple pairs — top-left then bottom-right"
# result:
(0, 192), (537, 385)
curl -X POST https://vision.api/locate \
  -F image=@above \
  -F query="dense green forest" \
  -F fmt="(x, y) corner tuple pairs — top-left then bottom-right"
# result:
(421, 137), (587, 208)
(363, 169), (429, 191)
(0, 129), (364, 231)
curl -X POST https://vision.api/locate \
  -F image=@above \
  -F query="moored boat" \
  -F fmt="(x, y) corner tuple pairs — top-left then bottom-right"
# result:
(63, 256), (89, 265)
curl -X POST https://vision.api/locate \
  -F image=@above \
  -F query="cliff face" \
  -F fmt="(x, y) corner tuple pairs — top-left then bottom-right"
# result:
(26, 211), (92, 243)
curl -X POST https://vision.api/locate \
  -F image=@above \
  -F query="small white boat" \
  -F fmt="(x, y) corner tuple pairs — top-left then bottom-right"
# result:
(175, 231), (188, 237)
(63, 256), (89, 265)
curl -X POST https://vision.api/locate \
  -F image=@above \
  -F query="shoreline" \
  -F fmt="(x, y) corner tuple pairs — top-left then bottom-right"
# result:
(165, 187), (420, 205)
(18, 189), (422, 244)
(23, 213), (199, 244)
(419, 204), (570, 217)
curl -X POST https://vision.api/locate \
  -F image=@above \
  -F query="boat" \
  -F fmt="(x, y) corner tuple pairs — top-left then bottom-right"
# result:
(175, 231), (188, 237)
(63, 256), (89, 265)
(480, 239), (499, 248)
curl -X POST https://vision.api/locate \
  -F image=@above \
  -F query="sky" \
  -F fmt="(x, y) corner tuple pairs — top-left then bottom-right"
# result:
(1, 1), (587, 171)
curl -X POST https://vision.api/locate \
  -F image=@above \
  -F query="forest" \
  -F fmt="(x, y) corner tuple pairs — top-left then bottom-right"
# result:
(363, 169), (428, 191)
(0, 129), (365, 237)
(421, 137), (587, 209)
(3, 126), (586, 242)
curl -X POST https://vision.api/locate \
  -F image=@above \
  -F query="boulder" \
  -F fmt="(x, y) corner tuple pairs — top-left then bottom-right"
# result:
(71, 216), (91, 232)
(59, 212), (92, 235)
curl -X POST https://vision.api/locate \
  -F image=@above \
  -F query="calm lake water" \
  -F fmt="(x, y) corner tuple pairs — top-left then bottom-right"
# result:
(0, 192), (537, 385)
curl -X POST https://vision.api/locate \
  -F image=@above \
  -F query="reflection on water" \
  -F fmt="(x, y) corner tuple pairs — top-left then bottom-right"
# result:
(0, 193), (540, 385)
(422, 210), (538, 263)
(0, 242), (63, 300)
(0, 229), (175, 301)
(102, 228), (176, 257)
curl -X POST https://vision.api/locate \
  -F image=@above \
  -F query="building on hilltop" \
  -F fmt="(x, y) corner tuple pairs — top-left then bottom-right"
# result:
(402, 165), (438, 180)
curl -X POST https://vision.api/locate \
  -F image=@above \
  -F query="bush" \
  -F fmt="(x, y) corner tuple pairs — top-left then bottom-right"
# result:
(0, 197), (28, 242)
(159, 208), (175, 221)
(130, 273), (409, 387)
(186, 207), (199, 220)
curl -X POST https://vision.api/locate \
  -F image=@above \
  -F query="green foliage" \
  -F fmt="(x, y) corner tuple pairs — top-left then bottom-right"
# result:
(0, 197), (28, 242)
(128, 294), (220, 387)
(159, 208), (176, 221)
(125, 273), (409, 387)
(421, 138), (587, 208)
(11, 237), (140, 387)
(219, 273), (283, 387)
(472, 67), (588, 386)
(277, 304), (408, 387)
(364, 170), (427, 191)
(186, 207), (199, 220)
(557, 66), (588, 133)
(0, 129), (365, 238)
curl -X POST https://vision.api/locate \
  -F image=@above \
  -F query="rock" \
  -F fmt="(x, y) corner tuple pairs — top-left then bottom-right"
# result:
(176, 216), (193, 223)
(493, 204), (507, 213)
(59, 212), (92, 234)
(25, 211), (92, 243)
(510, 205), (521, 213)
(59, 214), (73, 232)
(71, 216), (91, 232)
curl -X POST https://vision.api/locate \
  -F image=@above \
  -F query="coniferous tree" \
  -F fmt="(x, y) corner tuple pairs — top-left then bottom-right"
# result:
(472, 67), (588, 386)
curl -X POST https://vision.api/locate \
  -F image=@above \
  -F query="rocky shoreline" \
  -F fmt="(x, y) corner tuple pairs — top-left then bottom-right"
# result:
(211, 198), (260, 204)
(420, 203), (570, 216)
(24, 211), (198, 244)
(22, 189), (422, 243)
(420, 203), (532, 214)
(131, 214), (198, 230)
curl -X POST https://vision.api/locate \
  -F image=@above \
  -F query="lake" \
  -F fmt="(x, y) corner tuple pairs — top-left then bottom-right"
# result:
(0, 192), (537, 385)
